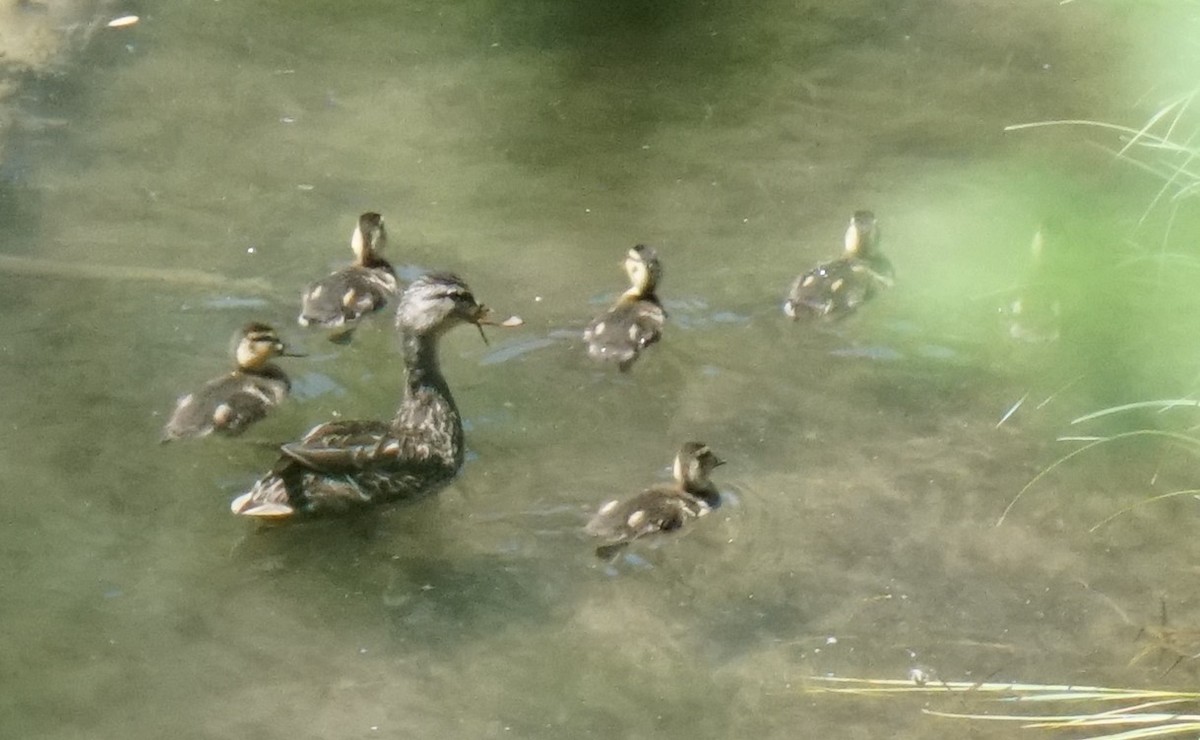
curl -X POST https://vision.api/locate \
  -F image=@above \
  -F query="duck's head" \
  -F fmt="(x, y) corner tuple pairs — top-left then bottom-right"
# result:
(351, 212), (387, 265)
(234, 323), (298, 370)
(843, 210), (878, 258)
(672, 441), (725, 485)
(622, 244), (662, 297)
(395, 272), (523, 339)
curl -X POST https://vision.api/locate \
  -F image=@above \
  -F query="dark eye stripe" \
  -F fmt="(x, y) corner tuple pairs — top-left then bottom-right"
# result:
(431, 289), (475, 303)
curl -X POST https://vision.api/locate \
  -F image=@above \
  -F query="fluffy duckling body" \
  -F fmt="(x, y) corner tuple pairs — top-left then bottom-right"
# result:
(298, 212), (399, 335)
(586, 442), (725, 559)
(163, 323), (295, 441)
(232, 273), (519, 519)
(583, 245), (665, 371)
(784, 211), (893, 320)
(1008, 227), (1062, 344)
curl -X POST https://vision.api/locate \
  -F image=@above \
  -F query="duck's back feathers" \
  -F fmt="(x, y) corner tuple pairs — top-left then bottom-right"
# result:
(277, 419), (397, 473)
(232, 417), (459, 518)
(234, 272), (518, 522)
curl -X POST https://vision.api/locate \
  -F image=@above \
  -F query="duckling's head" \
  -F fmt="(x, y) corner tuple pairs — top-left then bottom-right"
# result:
(843, 210), (878, 258)
(234, 323), (288, 370)
(622, 244), (662, 296)
(672, 441), (725, 485)
(351, 212), (387, 264)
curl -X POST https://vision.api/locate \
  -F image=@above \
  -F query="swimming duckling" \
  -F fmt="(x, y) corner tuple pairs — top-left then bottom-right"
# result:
(1007, 226), (1062, 344)
(162, 323), (299, 441)
(231, 273), (522, 519)
(298, 212), (399, 338)
(583, 244), (666, 371)
(784, 210), (894, 320)
(586, 442), (725, 559)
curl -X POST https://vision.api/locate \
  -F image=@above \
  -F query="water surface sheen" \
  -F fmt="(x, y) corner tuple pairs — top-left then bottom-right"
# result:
(4, 2), (1200, 738)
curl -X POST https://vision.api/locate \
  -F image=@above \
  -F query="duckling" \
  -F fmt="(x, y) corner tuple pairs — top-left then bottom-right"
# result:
(784, 210), (894, 320)
(231, 273), (522, 519)
(298, 212), (398, 338)
(162, 323), (298, 441)
(1007, 226), (1061, 343)
(586, 442), (725, 559)
(583, 244), (666, 371)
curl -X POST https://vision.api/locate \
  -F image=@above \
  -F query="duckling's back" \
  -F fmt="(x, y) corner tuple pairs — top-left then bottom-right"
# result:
(587, 485), (705, 544)
(583, 296), (665, 369)
(163, 370), (288, 441)
(298, 264), (398, 328)
(785, 257), (891, 320)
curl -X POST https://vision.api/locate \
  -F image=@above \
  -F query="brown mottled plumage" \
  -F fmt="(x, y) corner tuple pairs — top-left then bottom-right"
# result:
(784, 211), (893, 320)
(583, 244), (665, 371)
(298, 212), (399, 336)
(233, 273), (519, 519)
(163, 323), (296, 441)
(586, 442), (725, 559)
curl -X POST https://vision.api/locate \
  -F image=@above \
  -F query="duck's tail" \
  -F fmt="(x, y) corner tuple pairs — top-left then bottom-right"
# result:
(230, 474), (295, 518)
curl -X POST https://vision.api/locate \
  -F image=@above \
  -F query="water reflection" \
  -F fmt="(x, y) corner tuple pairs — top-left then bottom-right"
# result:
(5, 1), (1200, 738)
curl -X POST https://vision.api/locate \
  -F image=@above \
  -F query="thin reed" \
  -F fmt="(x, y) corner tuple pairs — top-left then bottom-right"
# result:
(808, 676), (1200, 738)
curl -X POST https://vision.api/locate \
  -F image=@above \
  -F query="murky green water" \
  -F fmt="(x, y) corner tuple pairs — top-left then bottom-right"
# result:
(5, 1), (1200, 738)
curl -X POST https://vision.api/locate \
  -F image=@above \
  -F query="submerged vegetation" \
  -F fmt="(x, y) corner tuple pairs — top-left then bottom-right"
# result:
(809, 676), (1200, 739)
(808, 14), (1200, 737)
(997, 86), (1200, 526)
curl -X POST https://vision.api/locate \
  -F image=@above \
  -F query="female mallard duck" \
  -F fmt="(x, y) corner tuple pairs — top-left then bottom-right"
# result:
(583, 244), (665, 371)
(298, 212), (399, 337)
(232, 273), (522, 519)
(1008, 226), (1062, 343)
(162, 323), (298, 441)
(586, 442), (725, 559)
(784, 210), (894, 320)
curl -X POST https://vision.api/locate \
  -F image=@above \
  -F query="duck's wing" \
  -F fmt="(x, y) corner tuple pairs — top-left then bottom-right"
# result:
(276, 419), (398, 474)
(234, 417), (455, 518)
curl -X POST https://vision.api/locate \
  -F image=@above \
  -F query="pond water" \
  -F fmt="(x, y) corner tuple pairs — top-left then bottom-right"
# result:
(5, 1), (1200, 738)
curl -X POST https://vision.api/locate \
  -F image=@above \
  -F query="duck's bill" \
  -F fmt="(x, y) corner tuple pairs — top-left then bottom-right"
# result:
(476, 311), (524, 328)
(473, 308), (524, 345)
